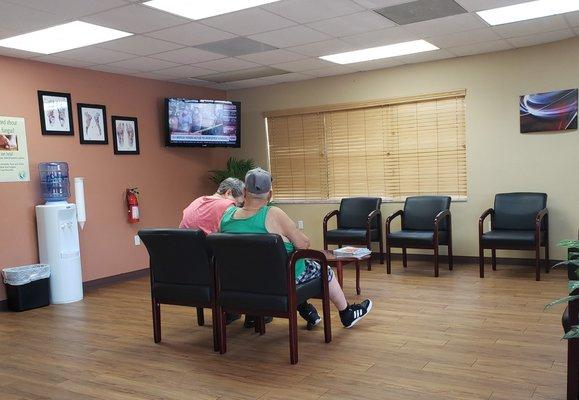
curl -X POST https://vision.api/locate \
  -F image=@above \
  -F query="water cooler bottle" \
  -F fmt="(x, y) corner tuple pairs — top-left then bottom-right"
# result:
(35, 162), (84, 304)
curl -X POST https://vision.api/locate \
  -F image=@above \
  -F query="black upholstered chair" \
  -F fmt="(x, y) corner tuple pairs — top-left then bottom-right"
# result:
(563, 303), (579, 399)
(323, 197), (383, 271)
(478, 193), (549, 281)
(139, 229), (219, 351)
(385, 196), (453, 277)
(208, 233), (331, 365)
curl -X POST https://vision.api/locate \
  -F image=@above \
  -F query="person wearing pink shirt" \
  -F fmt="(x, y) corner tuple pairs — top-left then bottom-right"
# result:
(179, 178), (244, 234)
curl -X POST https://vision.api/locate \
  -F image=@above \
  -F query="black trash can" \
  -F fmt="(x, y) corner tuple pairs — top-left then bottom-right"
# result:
(2, 264), (50, 312)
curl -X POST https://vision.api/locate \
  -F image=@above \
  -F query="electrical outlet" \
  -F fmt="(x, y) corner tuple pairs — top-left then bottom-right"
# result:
(297, 220), (304, 230)
(134, 235), (141, 246)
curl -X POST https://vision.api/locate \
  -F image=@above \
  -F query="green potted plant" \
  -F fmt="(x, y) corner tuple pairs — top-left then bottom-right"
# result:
(210, 157), (255, 185)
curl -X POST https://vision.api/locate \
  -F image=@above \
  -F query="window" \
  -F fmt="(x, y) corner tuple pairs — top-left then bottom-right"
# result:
(266, 91), (466, 201)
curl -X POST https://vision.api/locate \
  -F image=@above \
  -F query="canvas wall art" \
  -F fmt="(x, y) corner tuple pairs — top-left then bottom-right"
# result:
(520, 89), (578, 133)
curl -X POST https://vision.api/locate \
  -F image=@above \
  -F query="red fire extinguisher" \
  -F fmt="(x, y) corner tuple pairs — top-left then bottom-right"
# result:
(126, 187), (140, 223)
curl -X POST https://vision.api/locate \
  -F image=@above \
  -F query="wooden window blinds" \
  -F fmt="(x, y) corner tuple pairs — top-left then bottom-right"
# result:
(266, 92), (466, 201)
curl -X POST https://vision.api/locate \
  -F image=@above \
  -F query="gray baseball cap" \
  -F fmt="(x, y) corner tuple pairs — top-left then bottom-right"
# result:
(245, 167), (272, 194)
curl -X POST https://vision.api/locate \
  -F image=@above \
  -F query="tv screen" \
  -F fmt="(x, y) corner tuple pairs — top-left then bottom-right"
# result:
(165, 98), (241, 147)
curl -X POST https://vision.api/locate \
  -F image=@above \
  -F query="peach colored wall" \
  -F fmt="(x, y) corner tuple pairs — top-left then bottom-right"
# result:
(0, 55), (228, 301)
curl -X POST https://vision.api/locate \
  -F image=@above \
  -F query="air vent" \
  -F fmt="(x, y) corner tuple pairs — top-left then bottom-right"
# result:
(195, 37), (277, 57)
(375, 0), (467, 25)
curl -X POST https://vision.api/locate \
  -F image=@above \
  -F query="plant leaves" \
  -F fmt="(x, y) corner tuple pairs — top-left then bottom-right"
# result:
(545, 295), (579, 310)
(569, 281), (579, 293)
(557, 240), (579, 248)
(209, 156), (256, 185)
(563, 326), (579, 340)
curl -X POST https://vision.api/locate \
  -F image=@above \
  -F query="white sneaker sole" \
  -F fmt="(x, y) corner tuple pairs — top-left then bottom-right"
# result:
(345, 300), (373, 329)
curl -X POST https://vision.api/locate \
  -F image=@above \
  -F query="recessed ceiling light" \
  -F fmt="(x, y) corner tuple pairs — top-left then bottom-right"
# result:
(320, 40), (438, 65)
(0, 21), (132, 54)
(144, 0), (282, 20)
(477, 0), (579, 26)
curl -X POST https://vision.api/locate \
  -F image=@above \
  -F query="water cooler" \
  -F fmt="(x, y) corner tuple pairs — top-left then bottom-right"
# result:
(35, 162), (86, 304)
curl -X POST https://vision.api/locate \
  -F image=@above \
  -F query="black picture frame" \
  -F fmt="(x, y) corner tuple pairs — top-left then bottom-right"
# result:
(37, 90), (74, 135)
(111, 116), (139, 155)
(78, 103), (108, 145)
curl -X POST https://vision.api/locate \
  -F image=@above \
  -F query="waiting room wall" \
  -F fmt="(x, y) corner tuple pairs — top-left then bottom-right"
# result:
(0, 55), (228, 301)
(229, 36), (579, 261)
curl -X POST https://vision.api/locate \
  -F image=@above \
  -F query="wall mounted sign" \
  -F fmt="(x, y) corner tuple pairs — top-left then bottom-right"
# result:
(0, 116), (30, 182)
(520, 89), (578, 133)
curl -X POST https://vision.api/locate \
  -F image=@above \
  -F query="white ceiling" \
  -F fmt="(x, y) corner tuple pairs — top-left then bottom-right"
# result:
(0, 0), (577, 90)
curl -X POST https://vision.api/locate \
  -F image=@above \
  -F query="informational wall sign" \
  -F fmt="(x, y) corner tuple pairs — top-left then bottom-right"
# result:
(0, 116), (30, 182)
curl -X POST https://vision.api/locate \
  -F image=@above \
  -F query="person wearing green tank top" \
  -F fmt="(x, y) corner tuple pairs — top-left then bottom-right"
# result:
(219, 168), (373, 329)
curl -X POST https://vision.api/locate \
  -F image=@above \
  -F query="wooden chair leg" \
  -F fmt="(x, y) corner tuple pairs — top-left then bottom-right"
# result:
(355, 260), (361, 295)
(211, 307), (220, 352)
(402, 248), (407, 268)
(491, 249), (497, 271)
(289, 311), (298, 364)
(535, 244), (541, 282)
(152, 299), (161, 343)
(448, 243), (454, 271)
(219, 308), (227, 354)
(569, 340), (579, 400)
(386, 245), (392, 275)
(545, 243), (550, 273)
(254, 317), (260, 333)
(434, 246), (439, 278)
(479, 246), (485, 278)
(260, 317), (266, 335)
(322, 275), (332, 344)
(197, 307), (205, 326)
(367, 248), (372, 272)
(379, 235), (384, 265)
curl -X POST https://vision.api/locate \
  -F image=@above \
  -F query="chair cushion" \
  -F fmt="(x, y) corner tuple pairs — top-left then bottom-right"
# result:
(481, 230), (545, 248)
(154, 282), (211, 307)
(325, 228), (379, 244)
(387, 230), (448, 247)
(339, 197), (381, 229)
(494, 193), (547, 231)
(403, 196), (451, 231)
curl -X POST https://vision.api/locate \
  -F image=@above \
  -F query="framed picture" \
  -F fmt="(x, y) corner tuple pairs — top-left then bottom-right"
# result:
(112, 116), (139, 155)
(520, 89), (578, 133)
(78, 103), (108, 144)
(37, 90), (74, 135)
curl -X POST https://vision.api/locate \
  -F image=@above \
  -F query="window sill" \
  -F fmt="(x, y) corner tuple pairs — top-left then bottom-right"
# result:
(272, 196), (468, 205)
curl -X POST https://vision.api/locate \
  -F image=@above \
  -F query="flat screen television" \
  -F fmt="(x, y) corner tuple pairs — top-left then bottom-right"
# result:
(165, 98), (241, 147)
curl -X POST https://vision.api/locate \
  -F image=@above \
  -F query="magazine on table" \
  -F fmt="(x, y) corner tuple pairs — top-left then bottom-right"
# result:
(332, 246), (372, 259)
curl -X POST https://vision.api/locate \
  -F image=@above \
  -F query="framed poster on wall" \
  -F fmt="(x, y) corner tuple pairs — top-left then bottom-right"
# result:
(38, 90), (74, 135)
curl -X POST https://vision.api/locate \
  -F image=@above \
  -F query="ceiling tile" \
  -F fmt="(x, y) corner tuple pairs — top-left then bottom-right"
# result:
(0, 27), (15, 40)
(146, 22), (235, 46)
(307, 11), (396, 37)
(89, 64), (138, 75)
(0, 46), (40, 58)
(249, 25), (332, 48)
(289, 39), (359, 57)
(155, 65), (218, 78)
(263, 0), (364, 23)
(427, 28), (501, 48)
(238, 49), (307, 65)
(493, 15), (570, 39)
(454, 0), (535, 12)
(273, 58), (335, 72)
(0, 1), (66, 32)
(223, 77), (277, 90)
(264, 72), (315, 83)
(375, 0), (468, 25)
(449, 39), (512, 56)
(202, 8), (297, 36)
(6, 0), (127, 19)
(32, 55), (96, 68)
(152, 47), (223, 63)
(342, 26), (417, 47)
(130, 71), (177, 81)
(404, 13), (488, 36)
(192, 57), (260, 72)
(347, 57), (404, 71)
(304, 65), (357, 77)
(82, 4), (190, 34)
(397, 48), (454, 63)
(55, 46), (135, 64)
(507, 29), (575, 48)
(105, 56), (179, 72)
(98, 35), (183, 56)
(169, 78), (216, 88)
(353, 0), (414, 8)
(565, 11), (579, 28)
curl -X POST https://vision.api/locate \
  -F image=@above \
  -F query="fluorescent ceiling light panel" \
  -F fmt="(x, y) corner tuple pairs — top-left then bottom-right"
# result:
(0, 21), (132, 54)
(320, 40), (438, 65)
(144, 0), (282, 20)
(477, 0), (579, 26)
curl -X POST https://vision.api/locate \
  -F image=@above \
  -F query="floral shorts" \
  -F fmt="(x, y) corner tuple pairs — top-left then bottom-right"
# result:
(295, 259), (334, 285)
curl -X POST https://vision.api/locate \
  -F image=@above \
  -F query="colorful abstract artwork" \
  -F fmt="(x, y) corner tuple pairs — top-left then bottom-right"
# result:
(520, 89), (578, 133)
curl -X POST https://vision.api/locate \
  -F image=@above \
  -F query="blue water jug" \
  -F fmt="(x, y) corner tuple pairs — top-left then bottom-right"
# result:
(39, 162), (70, 202)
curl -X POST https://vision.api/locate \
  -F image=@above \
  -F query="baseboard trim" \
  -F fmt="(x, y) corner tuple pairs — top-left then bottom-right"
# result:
(83, 268), (149, 291)
(371, 252), (561, 267)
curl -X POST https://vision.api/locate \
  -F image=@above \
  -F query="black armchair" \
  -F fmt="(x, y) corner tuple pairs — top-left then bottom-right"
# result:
(385, 196), (453, 277)
(207, 233), (331, 365)
(478, 192), (549, 281)
(323, 197), (383, 271)
(138, 229), (219, 351)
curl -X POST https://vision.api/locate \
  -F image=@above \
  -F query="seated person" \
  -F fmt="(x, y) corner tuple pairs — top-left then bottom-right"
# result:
(220, 168), (372, 328)
(180, 177), (244, 234)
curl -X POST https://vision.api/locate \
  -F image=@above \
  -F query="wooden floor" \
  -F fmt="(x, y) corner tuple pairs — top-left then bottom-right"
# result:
(0, 260), (569, 400)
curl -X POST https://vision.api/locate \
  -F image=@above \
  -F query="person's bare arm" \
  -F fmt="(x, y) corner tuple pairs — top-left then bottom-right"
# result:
(266, 207), (310, 249)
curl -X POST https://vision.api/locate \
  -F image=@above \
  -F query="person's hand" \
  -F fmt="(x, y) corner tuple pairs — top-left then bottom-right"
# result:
(0, 135), (10, 149)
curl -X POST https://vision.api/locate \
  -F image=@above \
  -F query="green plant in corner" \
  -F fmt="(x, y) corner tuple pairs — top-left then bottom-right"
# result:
(210, 157), (255, 185)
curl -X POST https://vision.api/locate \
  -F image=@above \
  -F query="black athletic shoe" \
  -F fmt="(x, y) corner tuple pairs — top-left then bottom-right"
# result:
(339, 299), (373, 328)
(225, 313), (241, 325)
(243, 315), (273, 328)
(297, 302), (322, 330)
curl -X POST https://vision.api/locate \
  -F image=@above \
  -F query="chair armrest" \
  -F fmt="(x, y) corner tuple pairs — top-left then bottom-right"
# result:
(479, 208), (494, 238)
(366, 209), (381, 230)
(323, 210), (339, 234)
(434, 210), (450, 231)
(385, 210), (404, 235)
(288, 249), (330, 287)
(535, 209), (548, 241)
